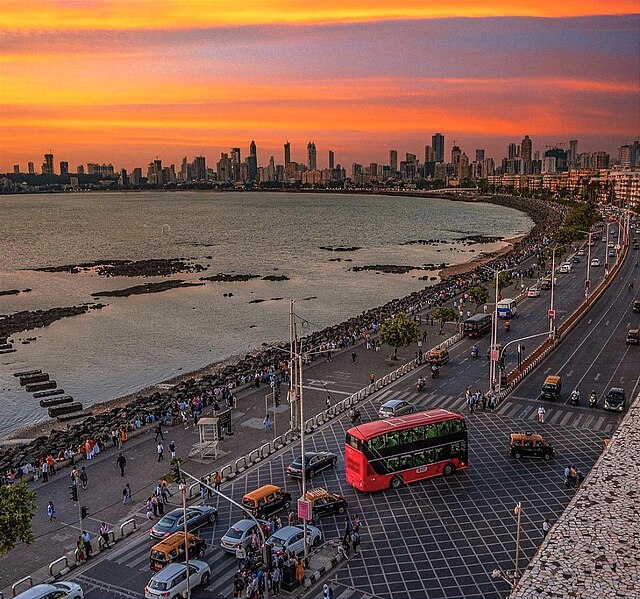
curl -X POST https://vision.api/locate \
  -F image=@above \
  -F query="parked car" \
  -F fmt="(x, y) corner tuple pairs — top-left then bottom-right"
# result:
(509, 433), (555, 460)
(14, 583), (83, 599)
(287, 451), (338, 480)
(305, 487), (348, 517)
(378, 399), (415, 418)
(220, 519), (269, 553)
(150, 505), (218, 539)
(145, 560), (211, 599)
(603, 387), (627, 412)
(266, 524), (322, 556)
(590, 258), (601, 267)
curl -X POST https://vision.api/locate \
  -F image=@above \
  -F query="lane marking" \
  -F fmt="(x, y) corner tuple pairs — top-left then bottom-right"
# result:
(302, 386), (351, 395)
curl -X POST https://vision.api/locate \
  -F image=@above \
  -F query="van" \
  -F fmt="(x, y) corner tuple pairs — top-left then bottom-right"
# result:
(509, 433), (555, 460)
(541, 375), (562, 400)
(496, 299), (517, 319)
(426, 347), (450, 365)
(149, 531), (206, 571)
(241, 484), (292, 518)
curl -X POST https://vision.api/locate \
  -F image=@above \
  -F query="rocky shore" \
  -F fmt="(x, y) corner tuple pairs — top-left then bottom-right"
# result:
(91, 280), (204, 297)
(1, 195), (564, 471)
(32, 258), (206, 277)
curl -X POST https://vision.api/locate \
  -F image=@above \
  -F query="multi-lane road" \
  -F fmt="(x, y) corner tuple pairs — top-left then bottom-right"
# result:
(65, 223), (639, 599)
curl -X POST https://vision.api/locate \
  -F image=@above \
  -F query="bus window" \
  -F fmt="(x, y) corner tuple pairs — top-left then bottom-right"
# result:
(424, 449), (434, 463)
(425, 424), (438, 439)
(386, 432), (399, 447)
(413, 451), (427, 466)
(437, 420), (452, 436)
(433, 447), (445, 462)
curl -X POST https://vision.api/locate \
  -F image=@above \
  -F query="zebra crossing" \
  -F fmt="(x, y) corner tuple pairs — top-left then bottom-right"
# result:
(371, 387), (618, 433)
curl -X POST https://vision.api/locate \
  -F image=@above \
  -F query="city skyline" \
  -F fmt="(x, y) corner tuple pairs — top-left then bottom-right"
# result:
(1, 2), (639, 171)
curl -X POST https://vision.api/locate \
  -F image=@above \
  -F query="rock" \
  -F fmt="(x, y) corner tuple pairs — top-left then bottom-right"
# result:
(262, 275), (289, 281)
(31, 258), (206, 277)
(200, 273), (261, 282)
(92, 281), (204, 297)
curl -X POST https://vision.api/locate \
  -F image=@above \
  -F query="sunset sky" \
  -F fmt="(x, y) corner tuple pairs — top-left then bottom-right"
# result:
(1, 1), (638, 172)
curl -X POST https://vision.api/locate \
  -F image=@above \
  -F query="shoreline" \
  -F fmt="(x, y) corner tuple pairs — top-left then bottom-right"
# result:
(4, 194), (560, 448)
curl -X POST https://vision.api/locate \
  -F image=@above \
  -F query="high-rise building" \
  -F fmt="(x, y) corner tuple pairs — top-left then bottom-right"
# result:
(520, 136), (532, 162)
(28, 162), (35, 174)
(13, 164), (19, 174)
(508, 143), (518, 160)
(43, 153), (54, 175)
(569, 139), (578, 168)
(120, 168), (128, 187)
(475, 149), (485, 163)
(328, 150), (335, 170)
(389, 149), (398, 171)
(618, 144), (631, 167)
(248, 141), (258, 181)
(60, 161), (69, 176)
(544, 147), (568, 171)
(432, 133), (445, 163)
(193, 156), (206, 181)
(307, 142), (317, 171)
(284, 141), (291, 165)
(230, 148), (241, 180)
(77, 164), (84, 175)
(424, 146), (434, 165)
(630, 140), (640, 167)
(130, 167), (142, 186)
(217, 152), (232, 182)
(451, 145), (461, 166)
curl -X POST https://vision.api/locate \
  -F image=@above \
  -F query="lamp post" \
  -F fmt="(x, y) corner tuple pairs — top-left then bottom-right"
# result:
(179, 482), (191, 599)
(549, 246), (556, 339)
(577, 230), (592, 303)
(604, 221), (611, 270)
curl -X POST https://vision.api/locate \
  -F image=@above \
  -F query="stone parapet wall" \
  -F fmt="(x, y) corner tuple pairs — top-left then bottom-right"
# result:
(510, 392), (640, 599)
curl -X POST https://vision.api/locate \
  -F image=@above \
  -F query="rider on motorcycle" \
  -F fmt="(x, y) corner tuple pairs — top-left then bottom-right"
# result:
(570, 389), (581, 405)
(416, 377), (425, 391)
(504, 320), (511, 331)
(471, 344), (478, 358)
(589, 390), (597, 406)
(431, 364), (440, 378)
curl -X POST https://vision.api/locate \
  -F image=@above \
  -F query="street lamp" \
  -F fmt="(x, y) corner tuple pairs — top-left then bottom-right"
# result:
(491, 501), (523, 589)
(577, 230), (593, 303)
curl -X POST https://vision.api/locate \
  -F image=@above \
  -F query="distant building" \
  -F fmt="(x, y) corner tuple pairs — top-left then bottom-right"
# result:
(328, 150), (335, 170)
(284, 141), (291, 165)
(193, 156), (206, 181)
(60, 161), (69, 177)
(389, 149), (398, 171)
(569, 139), (578, 169)
(13, 164), (19, 174)
(43, 153), (54, 175)
(307, 142), (317, 171)
(77, 165), (85, 175)
(432, 133), (445, 163)
(618, 144), (631, 167)
(28, 161), (35, 174)
(475, 149), (485, 163)
(248, 141), (257, 181)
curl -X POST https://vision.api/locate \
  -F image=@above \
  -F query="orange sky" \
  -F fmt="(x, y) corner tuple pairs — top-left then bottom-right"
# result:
(1, 1), (638, 170)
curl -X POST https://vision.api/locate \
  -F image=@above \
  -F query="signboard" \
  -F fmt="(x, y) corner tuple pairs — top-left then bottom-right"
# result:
(585, 279), (590, 290)
(548, 309), (556, 319)
(490, 349), (499, 362)
(297, 498), (311, 521)
(615, 244), (621, 251)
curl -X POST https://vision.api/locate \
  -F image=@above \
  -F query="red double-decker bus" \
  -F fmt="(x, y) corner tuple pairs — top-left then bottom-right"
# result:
(345, 409), (468, 492)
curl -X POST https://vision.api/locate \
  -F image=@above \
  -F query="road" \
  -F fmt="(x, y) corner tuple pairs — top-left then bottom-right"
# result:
(58, 225), (640, 599)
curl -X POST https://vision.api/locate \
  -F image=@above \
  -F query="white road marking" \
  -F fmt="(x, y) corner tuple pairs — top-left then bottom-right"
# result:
(594, 373), (601, 381)
(302, 386), (351, 395)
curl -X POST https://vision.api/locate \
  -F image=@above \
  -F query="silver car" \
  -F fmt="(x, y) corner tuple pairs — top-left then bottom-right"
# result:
(145, 560), (210, 599)
(378, 399), (414, 418)
(267, 524), (322, 556)
(14, 583), (83, 599)
(220, 518), (269, 553)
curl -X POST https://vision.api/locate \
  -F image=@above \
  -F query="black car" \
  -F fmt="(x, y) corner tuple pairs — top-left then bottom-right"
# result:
(509, 433), (555, 460)
(603, 387), (626, 412)
(286, 451), (337, 480)
(150, 505), (218, 539)
(305, 488), (348, 517)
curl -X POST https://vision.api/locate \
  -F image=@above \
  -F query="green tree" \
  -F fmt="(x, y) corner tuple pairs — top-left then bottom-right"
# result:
(378, 313), (421, 360)
(468, 286), (489, 313)
(0, 483), (37, 555)
(495, 272), (512, 294)
(431, 307), (460, 335)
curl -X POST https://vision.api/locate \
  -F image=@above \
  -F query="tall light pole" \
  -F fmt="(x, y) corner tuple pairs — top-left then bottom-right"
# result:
(604, 221), (611, 271)
(179, 482), (191, 599)
(578, 230), (592, 303)
(549, 246), (556, 339)
(490, 269), (500, 392)
(513, 502), (522, 578)
(297, 352), (309, 566)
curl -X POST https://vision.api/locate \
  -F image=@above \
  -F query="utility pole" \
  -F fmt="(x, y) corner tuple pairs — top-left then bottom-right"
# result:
(549, 246), (556, 339)
(298, 352), (309, 566)
(180, 482), (191, 599)
(514, 502), (522, 578)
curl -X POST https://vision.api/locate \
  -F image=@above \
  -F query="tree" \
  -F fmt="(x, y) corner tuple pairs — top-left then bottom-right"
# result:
(0, 483), (37, 555)
(431, 307), (460, 335)
(378, 313), (421, 360)
(468, 286), (489, 313)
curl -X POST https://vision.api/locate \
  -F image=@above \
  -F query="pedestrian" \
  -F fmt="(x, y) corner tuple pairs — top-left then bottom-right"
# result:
(351, 530), (361, 554)
(100, 522), (111, 548)
(352, 513), (361, 532)
(161, 477), (172, 500)
(295, 559), (305, 587)
(351, 351), (357, 364)
(47, 500), (56, 522)
(75, 536), (86, 564)
(156, 442), (164, 461)
(538, 405), (546, 424)
(542, 518), (551, 536)
(263, 414), (271, 433)
(370, 372), (375, 384)
(116, 453), (127, 476)
(168, 441), (176, 459)
(326, 395), (331, 410)
(154, 422), (164, 442)
(122, 483), (132, 504)
(146, 497), (154, 519)
(199, 478), (206, 500)
(236, 544), (247, 566)
(233, 573), (245, 598)
(156, 491), (165, 515)
(213, 471), (221, 491)
(151, 494), (158, 517)
(271, 565), (281, 595)
(41, 459), (49, 483)
(79, 466), (88, 489)
(82, 530), (93, 558)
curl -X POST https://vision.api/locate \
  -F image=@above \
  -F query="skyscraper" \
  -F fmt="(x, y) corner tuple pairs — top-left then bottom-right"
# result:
(230, 148), (241, 180)
(508, 143), (518, 160)
(569, 139), (578, 168)
(389, 149), (398, 171)
(60, 161), (69, 176)
(28, 162), (35, 174)
(248, 141), (258, 182)
(193, 156), (206, 181)
(618, 144), (631, 167)
(328, 150), (335, 170)
(520, 136), (532, 162)
(424, 146), (434, 164)
(475, 149), (485, 163)
(432, 133), (445, 163)
(451, 144), (461, 166)
(43, 153), (54, 175)
(307, 142), (317, 171)
(284, 141), (291, 165)
(13, 164), (19, 174)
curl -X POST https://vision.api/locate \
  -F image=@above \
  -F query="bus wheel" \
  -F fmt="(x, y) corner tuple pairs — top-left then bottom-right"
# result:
(443, 463), (456, 476)
(390, 475), (404, 489)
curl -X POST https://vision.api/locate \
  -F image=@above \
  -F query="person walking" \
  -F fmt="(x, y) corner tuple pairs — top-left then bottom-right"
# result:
(542, 518), (551, 537)
(351, 351), (357, 364)
(168, 441), (176, 459)
(75, 536), (86, 564)
(325, 395), (331, 410)
(41, 459), (49, 483)
(271, 565), (281, 595)
(235, 544), (246, 567)
(79, 466), (88, 489)
(82, 530), (93, 558)
(122, 483), (132, 504)
(116, 453), (127, 477)
(47, 500), (56, 522)
(351, 530), (361, 555)
(154, 423), (164, 442)
(295, 559), (305, 587)
(370, 372), (375, 384)
(156, 442), (164, 462)
(263, 414), (271, 433)
(213, 471), (221, 491)
(538, 405), (546, 424)
(100, 522), (111, 548)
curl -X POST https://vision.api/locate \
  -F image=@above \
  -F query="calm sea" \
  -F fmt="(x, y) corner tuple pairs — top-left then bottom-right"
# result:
(0, 191), (532, 435)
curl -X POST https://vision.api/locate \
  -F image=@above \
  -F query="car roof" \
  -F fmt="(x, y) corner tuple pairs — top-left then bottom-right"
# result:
(228, 519), (258, 532)
(15, 585), (70, 599)
(510, 432), (545, 442)
(544, 375), (561, 384)
(608, 387), (625, 394)
(151, 560), (207, 580)
(381, 399), (406, 408)
(243, 484), (282, 500)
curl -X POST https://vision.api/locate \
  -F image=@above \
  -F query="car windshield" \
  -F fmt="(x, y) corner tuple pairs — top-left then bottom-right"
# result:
(608, 392), (624, 403)
(225, 527), (245, 539)
(150, 549), (168, 561)
(269, 535), (286, 548)
(148, 579), (169, 591)
(290, 459), (303, 468)
(156, 516), (176, 528)
(542, 384), (557, 391)
(380, 406), (393, 412)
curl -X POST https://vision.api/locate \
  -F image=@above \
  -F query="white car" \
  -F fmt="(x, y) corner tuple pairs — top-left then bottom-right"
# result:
(14, 583), (83, 599)
(590, 258), (601, 267)
(527, 287), (541, 297)
(145, 560), (211, 599)
(267, 524), (322, 556)
(558, 263), (572, 274)
(576, 249), (585, 256)
(220, 518), (269, 553)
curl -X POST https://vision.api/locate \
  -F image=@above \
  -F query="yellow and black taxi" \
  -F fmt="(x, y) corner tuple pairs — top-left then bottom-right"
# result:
(305, 487), (348, 518)
(426, 347), (450, 366)
(541, 375), (562, 400)
(149, 531), (206, 571)
(241, 484), (292, 518)
(509, 432), (555, 460)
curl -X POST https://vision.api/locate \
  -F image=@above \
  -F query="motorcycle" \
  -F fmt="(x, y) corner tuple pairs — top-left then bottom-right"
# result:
(349, 408), (362, 425)
(570, 390), (581, 406)
(589, 392), (597, 409)
(504, 320), (511, 332)
(471, 345), (478, 359)
(431, 366), (440, 379)
(416, 378), (426, 392)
